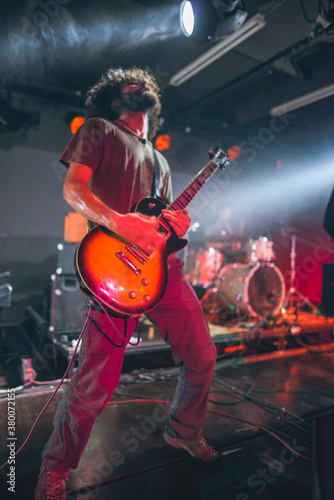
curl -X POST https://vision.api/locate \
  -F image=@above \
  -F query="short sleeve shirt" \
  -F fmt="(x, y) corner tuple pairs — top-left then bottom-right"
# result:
(60, 118), (173, 214)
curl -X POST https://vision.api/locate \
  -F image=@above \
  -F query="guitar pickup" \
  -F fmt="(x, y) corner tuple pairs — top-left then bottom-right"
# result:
(125, 245), (147, 264)
(116, 252), (141, 275)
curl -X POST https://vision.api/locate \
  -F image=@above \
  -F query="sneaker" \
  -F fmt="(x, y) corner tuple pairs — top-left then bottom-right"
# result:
(34, 466), (68, 500)
(163, 429), (224, 470)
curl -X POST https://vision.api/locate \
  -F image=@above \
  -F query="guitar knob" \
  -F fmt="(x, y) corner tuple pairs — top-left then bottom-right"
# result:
(143, 295), (151, 302)
(141, 278), (149, 286)
(129, 291), (137, 299)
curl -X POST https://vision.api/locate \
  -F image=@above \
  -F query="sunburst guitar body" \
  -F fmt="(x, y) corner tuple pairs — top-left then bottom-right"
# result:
(75, 197), (187, 317)
(75, 148), (229, 317)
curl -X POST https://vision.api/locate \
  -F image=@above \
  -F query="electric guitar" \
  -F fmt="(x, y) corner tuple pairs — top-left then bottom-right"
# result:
(75, 148), (229, 317)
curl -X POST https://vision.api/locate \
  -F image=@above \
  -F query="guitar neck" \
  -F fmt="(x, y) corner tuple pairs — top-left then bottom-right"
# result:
(166, 157), (223, 213)
(154, 148), (228, 234)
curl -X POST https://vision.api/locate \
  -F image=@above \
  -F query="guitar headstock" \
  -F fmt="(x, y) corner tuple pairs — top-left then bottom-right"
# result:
(207, 147), (229, 169)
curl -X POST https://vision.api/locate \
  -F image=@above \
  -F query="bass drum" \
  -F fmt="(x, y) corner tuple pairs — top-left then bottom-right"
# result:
(218, 263), (285, 318)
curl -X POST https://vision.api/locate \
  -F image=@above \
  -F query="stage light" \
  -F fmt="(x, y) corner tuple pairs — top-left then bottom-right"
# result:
(180, 1), (218, 40)
(180, 1), (195, 37)
(155, 133), (171, 151)
(270, 83), (334, 116)
(70, 116), (85, 134)
(179, 1), (248, 42)
(171, 13), (265, 86)
(225, 344), (246, 353)
(227, 144), (240, 160)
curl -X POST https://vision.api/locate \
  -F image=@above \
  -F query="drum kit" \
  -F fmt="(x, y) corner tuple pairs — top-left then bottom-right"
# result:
(184, 232), (286, 321)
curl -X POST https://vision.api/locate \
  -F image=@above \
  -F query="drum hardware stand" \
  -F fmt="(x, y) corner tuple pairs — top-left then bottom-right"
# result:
(283, 233), (321, 318)
(200, 282), (232, 317)
(200, 263), (233, 318)
(234, 293), (250, 322)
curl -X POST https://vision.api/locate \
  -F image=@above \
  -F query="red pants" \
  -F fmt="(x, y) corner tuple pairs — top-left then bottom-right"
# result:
(42, 258), (216, 473)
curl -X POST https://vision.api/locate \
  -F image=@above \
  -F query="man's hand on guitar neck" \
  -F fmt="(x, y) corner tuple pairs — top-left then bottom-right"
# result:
(162, 209), (191, 238)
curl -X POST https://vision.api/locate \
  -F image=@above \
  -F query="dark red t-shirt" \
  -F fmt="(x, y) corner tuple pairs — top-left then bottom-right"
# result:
(60, 118), (173, 214)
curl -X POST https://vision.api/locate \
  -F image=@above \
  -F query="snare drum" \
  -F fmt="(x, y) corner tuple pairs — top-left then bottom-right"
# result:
(218, 262), (285, 318)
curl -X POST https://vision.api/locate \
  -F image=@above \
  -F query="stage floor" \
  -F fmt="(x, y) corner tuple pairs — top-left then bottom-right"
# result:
(122, 309), (334, 372)
(1, 344), (334, 499)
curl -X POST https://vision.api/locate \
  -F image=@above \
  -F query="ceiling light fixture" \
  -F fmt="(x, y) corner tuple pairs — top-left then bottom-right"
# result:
(180, 1), (195, 37)
(270, 83), (334, 116)
(170, 13), (266, 86)
(179, 0), (248, 41)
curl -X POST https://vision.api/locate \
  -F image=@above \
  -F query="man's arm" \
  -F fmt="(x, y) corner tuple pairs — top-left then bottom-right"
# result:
(63, 162), (116, 230)
(63, 162), (163, 254)
(63, 162), (191, 253)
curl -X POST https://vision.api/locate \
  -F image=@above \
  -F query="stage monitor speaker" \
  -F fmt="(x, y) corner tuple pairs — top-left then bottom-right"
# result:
(313, 409), (334, 500)
(52, 275), (86, 337)
(321, 264), (334, 315)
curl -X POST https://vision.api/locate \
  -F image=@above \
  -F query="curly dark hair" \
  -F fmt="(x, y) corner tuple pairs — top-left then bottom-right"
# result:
(85, 66), (162, 140)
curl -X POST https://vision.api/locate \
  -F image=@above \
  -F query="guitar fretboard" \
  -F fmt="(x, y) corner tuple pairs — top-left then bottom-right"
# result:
(156, 149), (228, 234)
(167, 160), (219, 212)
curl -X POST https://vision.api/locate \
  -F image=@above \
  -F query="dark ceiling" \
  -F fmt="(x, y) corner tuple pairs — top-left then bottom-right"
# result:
(1, 0), (334, 138)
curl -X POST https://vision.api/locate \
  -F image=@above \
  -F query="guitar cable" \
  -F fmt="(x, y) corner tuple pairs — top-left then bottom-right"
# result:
(91, 297), (142, 347)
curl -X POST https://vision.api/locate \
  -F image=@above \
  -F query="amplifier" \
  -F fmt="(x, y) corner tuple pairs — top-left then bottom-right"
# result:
(52, 274), (86, 336)
(42, 243), (86, 338)
(56, 242), (78, 276)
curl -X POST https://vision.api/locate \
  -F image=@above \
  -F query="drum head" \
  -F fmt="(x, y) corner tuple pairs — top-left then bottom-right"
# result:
(248, 265), (285, 318)
(218, 263), (285, 318)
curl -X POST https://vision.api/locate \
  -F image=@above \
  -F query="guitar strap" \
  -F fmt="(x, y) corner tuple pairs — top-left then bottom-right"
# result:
(151, 148), (160, 198)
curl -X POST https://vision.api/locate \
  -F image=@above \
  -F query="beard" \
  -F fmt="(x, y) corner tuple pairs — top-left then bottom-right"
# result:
(113, 87), (159, 115)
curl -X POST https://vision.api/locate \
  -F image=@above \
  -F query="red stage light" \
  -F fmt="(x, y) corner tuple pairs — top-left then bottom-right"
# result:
(227, 145), (240, 160)
(70, 116), (85, 134)
(155, 134), (171, 151)
(225, 344), (246, 353)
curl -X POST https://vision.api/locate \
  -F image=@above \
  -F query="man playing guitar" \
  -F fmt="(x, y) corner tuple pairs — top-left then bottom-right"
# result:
(35, 66), (223, 500)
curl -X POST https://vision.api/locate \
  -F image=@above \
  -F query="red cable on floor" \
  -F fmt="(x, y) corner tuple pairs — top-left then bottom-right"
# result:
(106, 398), (311, 461)
(65, 398), (311, 496)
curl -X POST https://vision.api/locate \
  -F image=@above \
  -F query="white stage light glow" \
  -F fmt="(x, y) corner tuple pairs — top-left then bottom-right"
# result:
(180, 1), (195, 37)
